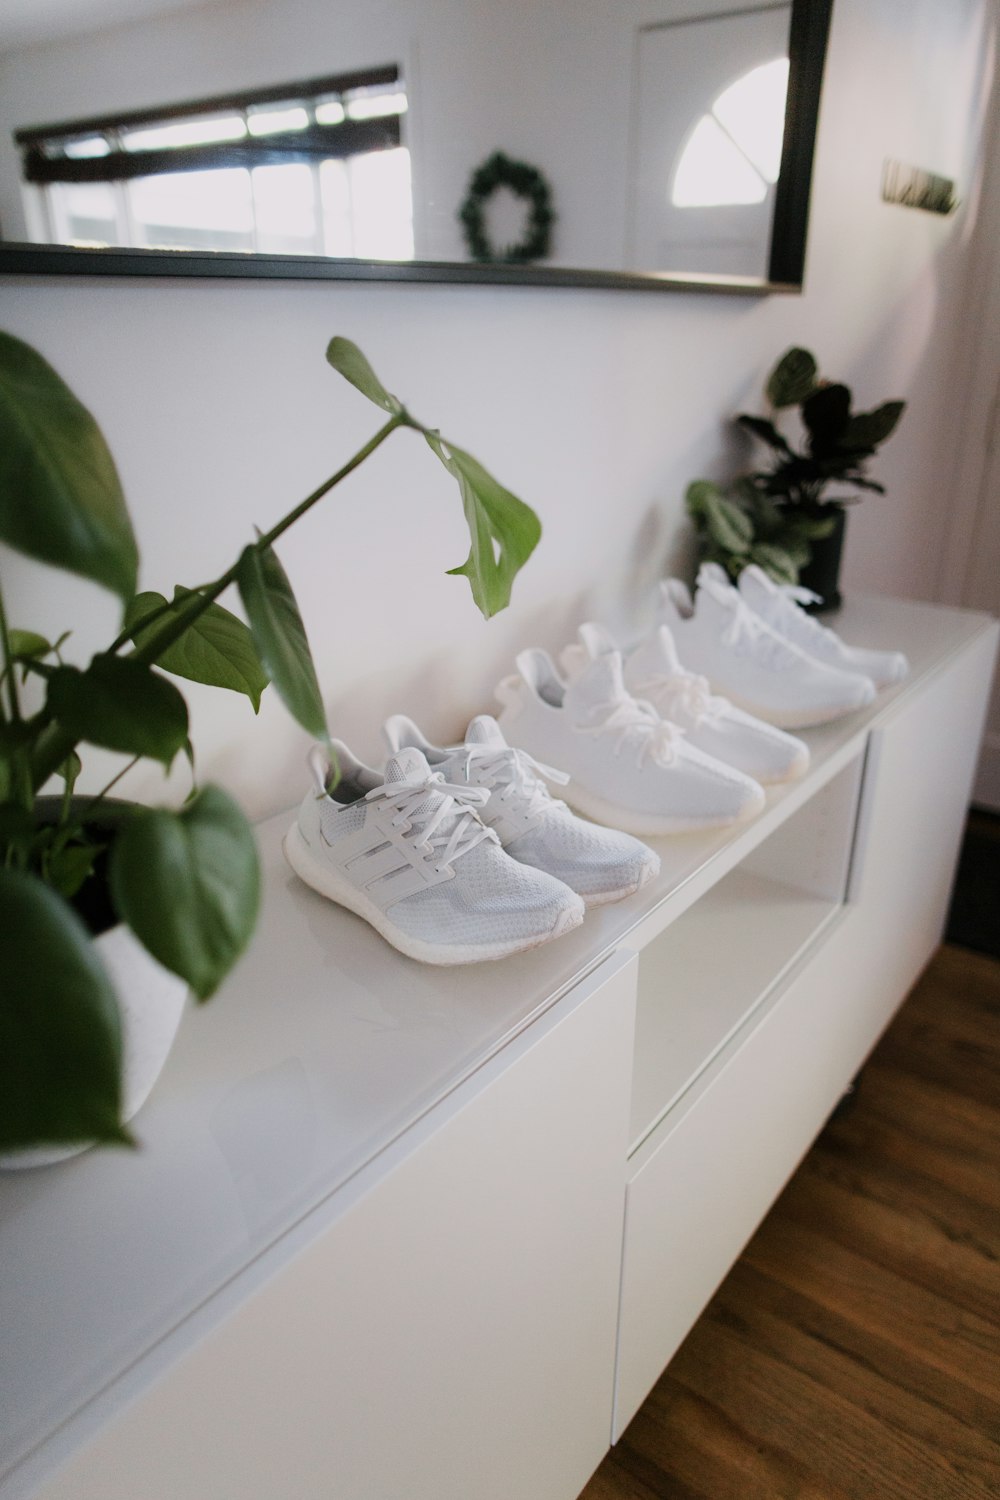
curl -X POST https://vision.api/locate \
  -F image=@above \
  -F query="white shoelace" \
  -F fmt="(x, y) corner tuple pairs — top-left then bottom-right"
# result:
(367, 774), (497, 871)
(716, 592), (803, 671)
(578, 696), (683, 768)
(454, 744), (569, 818)
(627, 667), (721, 730)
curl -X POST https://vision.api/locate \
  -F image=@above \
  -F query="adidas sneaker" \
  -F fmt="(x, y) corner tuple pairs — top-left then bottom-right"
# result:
(735, 564), (909, 689)
(562, 622), (809, 785)
(383, 713), (661, 905)
(283, 742), (585, 965)
(495, 648), (765, 836)
(655, 567), (876, 729)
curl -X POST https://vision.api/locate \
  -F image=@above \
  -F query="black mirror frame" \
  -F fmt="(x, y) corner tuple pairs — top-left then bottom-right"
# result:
(0, 0), (831, 296)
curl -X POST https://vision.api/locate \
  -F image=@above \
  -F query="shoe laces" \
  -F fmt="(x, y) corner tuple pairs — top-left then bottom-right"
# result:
(627, 665), (721, 730)
(366, 772), (497, 871)
(577, 695), (684, 768)
(717, 592), (803, 671)
(454, 743), (570, 818)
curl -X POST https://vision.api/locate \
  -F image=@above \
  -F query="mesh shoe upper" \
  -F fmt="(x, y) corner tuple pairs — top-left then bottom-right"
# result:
(736, 564), (909, 689)
(383, 713), (660, 901)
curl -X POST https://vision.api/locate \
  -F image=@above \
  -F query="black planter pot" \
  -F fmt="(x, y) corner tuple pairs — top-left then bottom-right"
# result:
(798, 504), (846, 613)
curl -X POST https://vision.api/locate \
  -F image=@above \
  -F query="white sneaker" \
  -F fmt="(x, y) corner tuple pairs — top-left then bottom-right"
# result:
(735, 564), (909, 689)
(495, 648), (765, 836)
(655, 567), (876, 729)
(562, 621), (809, 785)
(283, 742), (585, 965)
(383, 712), (661, 905)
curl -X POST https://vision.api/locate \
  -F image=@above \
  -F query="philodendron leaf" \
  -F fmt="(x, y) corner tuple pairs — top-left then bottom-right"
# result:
(47, 655), (189, 766)
(0, 866), (128, 1151)
(325, 337), (403, 415)
(840, 401), (905, 452)
(802, 384), (852, 454)
(736, 414), (793, 455)
(766, 347), (818, 408)
(0, 331), (138, 602)
(425, 433), (541, 618)
(126, 589), (269, 712)
(109, 784), (260, 1001)
(237, 543), (328, 740)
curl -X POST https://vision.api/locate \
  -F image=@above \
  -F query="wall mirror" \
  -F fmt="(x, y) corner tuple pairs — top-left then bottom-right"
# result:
(0, 0), (832, 293)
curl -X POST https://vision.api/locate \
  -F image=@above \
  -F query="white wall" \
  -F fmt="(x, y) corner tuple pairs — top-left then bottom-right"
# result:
(0, 0), (996, 819)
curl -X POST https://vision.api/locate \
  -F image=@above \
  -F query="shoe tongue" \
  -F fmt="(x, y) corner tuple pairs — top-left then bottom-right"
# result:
(464, 714), (507, 747)
(383, 746), (432, 784)
(565, 651), (628, 717)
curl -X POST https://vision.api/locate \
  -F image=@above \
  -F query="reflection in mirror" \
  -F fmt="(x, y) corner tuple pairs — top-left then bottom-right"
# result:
(0, 0), (832, 292)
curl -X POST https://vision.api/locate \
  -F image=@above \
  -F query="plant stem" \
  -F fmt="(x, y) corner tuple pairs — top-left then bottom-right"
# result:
(109, 413), (407, 663)
(76, 756), (140, 825)
(30, 414), (408, 792)
(0, 579), (22, 725)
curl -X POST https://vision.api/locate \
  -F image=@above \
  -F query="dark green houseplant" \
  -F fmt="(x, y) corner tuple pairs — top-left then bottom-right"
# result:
(687, 347), (906, 606)
(0, 332), (541, 1158)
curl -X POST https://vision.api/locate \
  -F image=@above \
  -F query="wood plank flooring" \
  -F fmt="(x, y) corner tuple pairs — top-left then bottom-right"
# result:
(580, 943), (1000, 1500)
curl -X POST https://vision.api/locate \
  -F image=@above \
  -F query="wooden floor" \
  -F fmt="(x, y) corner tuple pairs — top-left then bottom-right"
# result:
(580, 943), (1000, 1500)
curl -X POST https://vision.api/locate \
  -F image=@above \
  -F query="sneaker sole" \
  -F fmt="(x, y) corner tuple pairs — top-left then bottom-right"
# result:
(718, 689), (875, 730)
(283, 824), (585, 965)
(561, 781), (764, 836)
(578, 856), (661, 906)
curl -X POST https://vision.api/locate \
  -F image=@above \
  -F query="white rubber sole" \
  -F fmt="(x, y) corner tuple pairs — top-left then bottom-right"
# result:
(579, 855), (661, 906)
(720, 689), (876, 731)
(283, 825), (585, 966)
(561, 781), (765, 837)
(745, 747), (811, 786)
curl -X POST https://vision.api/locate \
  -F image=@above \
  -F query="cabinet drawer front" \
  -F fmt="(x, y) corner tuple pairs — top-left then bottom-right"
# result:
(30, 954), (636, 1500)
(615, 914), (878, 1439)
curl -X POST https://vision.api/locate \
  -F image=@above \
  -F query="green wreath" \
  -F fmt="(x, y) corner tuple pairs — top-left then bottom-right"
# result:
(458, 151), (554, 265)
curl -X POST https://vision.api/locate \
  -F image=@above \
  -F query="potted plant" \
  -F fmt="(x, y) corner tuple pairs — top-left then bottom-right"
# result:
(0, 332), (541, 1164)
(686, 347), (906, 609)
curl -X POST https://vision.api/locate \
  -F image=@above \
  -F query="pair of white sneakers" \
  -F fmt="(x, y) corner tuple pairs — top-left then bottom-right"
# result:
(495, 622), (803, 839)
(283, 717), (661, 967)
(659, 564), (908, 728)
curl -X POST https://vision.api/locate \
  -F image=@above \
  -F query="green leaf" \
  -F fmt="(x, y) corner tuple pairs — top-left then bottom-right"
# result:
(748, 542), (801, 585)
(47, 655), (189, 766)
(425, 433), (541, 618)
(840, 401), (905, 452)
(0, 866), (128, 1152)
(802, 384), (852, 455)
(125, 588), (269, 712)
(47, 839), (103, 900)
(0, 332), (138, 602)
(766, 347), (818, 408)
(325, 337), (403, 415)
(736, 414), (793, 455)
(236, 543), (328, 740)
(686, 480), (753, 556)
(685, 479), (726, 518)
(110, 784), (261, 1001)
(8, 629), (52, 660)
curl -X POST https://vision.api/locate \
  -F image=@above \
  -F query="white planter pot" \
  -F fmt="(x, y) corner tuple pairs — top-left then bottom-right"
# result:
(0, 924), (188, 1170)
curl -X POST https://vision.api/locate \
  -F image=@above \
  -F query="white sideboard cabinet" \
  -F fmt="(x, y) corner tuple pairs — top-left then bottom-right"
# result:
(1, 595), (996, 1500)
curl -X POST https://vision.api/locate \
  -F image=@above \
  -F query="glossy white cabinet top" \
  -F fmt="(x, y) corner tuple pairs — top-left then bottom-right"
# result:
(0, 594), (993, 1497)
